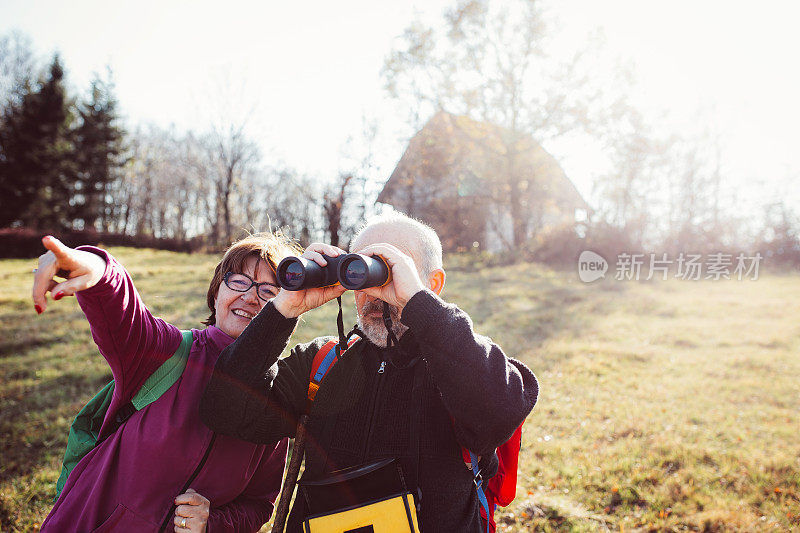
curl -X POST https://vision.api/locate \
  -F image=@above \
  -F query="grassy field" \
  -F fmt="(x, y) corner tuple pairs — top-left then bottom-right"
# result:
(1, 247), (799, 531)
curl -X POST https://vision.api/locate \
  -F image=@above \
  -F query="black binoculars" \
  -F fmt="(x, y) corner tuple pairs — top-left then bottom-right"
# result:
(276, 253), (391, 291)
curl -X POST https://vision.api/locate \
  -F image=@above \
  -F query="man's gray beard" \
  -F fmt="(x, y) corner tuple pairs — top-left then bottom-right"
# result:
(356, 301), (408, 348)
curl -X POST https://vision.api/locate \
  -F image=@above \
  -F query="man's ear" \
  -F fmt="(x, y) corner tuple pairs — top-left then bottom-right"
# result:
(428, 269), (445, 295)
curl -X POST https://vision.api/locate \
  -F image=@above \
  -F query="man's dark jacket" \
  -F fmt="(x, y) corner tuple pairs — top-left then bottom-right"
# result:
(200, 289), (539, 532)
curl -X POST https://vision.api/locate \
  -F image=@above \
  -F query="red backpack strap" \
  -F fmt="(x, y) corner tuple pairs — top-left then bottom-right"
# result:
(307, 336), (359, 404)
(461, 446), (477, 468)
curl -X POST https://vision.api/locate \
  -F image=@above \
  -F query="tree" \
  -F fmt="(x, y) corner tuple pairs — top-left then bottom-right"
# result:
(383, 0), (624, 248)
(323, 173), (352, 247)
(72, 71), (126, 231)
(194, 68), (262, 247)
(261, 166), (321, 247)
(592, 109), (674, 249)
(202, 125), (259, 247)
(330, 115), (387, 247)
(0, 54), (74, 229)
(759, 200), (800, 267)
(0, 30), (36, 112)
(114, 125), (192, 239)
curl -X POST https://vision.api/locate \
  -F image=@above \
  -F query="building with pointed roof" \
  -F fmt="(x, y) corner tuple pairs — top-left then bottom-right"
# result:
(378, 111), (590, 252)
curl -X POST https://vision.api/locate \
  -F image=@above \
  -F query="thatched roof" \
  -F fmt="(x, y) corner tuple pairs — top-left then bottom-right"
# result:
(378, 111), (590, 213)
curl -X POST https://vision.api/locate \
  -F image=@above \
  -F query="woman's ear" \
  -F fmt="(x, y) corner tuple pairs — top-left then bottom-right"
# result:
(428, 269), (445, 295)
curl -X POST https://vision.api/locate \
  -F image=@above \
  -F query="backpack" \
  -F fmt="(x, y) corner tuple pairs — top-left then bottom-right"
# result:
(55, 330), (194, 500)
(309, 338), (523, 533)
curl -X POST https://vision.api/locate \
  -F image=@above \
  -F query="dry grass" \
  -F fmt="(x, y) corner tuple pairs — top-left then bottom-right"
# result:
(1, 248), (798, 531)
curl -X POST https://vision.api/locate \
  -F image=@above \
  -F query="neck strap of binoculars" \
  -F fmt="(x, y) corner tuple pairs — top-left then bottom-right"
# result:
(335, 297), (365, 355)
(336, 296), (348, 350)
(383, 301), (400, 348)
(334, 297), (400, 352)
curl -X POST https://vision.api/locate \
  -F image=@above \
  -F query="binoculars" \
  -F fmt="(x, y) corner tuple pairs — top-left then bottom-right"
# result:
(276, 253), (391, 291)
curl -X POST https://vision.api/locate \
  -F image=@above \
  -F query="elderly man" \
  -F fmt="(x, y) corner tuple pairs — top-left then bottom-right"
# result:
(200, 213), (538, 532)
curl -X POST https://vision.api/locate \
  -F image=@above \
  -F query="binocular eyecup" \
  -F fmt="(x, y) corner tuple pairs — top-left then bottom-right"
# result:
(276, 253), (391, 291)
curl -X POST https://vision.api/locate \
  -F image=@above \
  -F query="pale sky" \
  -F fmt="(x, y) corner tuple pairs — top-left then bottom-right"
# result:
(2, 0), (799, 213)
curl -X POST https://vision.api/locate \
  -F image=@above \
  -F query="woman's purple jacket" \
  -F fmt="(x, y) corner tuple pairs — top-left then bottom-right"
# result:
(41, 247), (288, 532)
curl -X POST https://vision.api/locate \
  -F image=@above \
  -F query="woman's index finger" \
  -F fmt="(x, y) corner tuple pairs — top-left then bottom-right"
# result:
(42, 236), (72, 259)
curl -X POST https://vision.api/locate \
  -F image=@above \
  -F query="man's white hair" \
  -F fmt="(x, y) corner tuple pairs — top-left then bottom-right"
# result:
(351, 211), (443, 278)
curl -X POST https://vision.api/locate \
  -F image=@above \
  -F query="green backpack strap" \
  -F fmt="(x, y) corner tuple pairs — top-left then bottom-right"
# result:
(132, 330), (193, 408)
(55, 330), (193, 500)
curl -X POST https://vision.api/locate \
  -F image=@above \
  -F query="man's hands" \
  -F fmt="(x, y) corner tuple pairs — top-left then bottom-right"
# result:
(174, 488), (209, 532)
(271, 243), (348, 318)
(31, 236), (107, 314)
(356, 243), (427, 313)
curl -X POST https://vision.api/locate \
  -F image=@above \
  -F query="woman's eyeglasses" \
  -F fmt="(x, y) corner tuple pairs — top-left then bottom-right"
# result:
(223, 272), (279, 301)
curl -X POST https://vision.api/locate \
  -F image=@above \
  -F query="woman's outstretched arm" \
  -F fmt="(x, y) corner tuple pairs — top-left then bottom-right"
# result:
(32, 236), (181, 398)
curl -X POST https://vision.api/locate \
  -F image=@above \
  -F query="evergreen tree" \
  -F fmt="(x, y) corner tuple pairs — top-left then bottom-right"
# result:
(72, 72), (126, 230)
(0, 54), (74, 229)
(0, 30), (36, 126)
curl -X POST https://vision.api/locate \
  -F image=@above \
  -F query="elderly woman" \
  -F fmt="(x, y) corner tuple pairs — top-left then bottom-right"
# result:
(33, 233), (297, 532)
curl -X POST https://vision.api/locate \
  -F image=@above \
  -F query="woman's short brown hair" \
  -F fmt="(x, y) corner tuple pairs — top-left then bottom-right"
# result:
(204, 231), (301, 326)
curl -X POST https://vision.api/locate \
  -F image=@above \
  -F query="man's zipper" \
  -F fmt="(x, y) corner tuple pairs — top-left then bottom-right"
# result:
(158, 433), (217, 532)
(361, 359), (387, 461)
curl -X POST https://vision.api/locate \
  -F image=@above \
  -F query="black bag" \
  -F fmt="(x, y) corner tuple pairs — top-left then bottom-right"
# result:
(299, 458), (420, 533)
